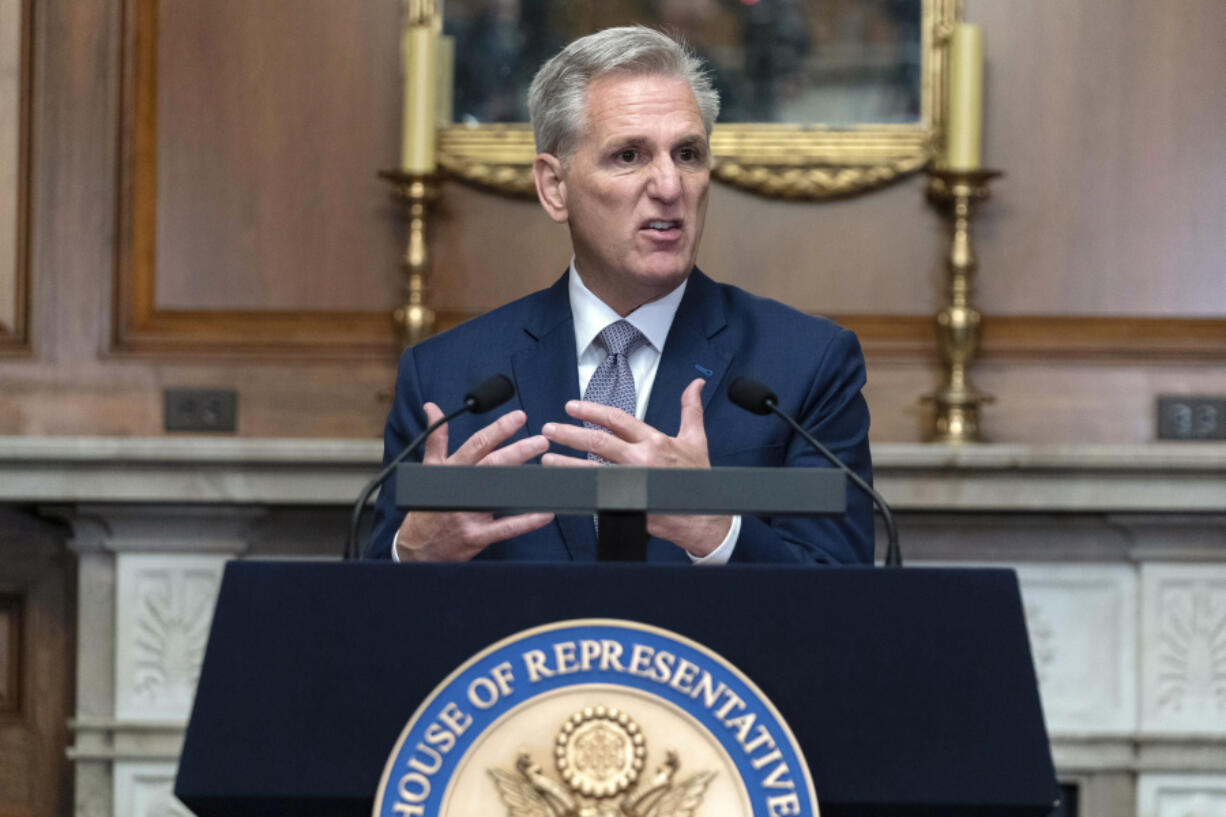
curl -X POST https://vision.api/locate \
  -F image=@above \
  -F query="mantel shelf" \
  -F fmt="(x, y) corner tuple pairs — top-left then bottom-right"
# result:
(0, 437), (1222, 512)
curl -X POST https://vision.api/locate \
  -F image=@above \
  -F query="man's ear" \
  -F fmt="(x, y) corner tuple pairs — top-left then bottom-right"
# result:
(533, 153), (569, 224)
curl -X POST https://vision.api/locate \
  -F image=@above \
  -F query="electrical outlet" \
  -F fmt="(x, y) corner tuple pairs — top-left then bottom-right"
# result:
(1157, 395), (1226, 440)
(164, 388), (238, 432)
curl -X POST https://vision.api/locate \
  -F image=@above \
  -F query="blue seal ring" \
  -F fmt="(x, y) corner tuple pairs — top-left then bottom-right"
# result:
(373, 618), (818, 816)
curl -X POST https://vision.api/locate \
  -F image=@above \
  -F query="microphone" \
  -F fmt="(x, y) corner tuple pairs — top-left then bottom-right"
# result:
(727, 376), (901, 567)
(464, 373), (515, 413)
(344, 374), (516, 560)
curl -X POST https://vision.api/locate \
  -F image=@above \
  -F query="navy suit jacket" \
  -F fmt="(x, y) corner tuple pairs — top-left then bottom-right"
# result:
(368, 269), (875, 564)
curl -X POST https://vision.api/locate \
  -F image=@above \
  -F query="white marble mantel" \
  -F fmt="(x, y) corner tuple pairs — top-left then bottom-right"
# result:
(1, 436), (1223, 511)
(2, 437), (1225, 817)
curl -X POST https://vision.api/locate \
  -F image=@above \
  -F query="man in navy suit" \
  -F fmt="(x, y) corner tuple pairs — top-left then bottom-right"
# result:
(368, 26), (874, 565)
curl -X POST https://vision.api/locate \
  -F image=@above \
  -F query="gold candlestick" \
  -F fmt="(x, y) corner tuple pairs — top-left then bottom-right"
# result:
(379, 170), (437, 346)
(945, 24), (984, 170)
(923, 168), (1001, 443)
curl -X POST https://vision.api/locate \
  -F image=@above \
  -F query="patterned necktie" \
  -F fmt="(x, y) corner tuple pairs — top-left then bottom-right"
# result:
(582, 320), (649, 464)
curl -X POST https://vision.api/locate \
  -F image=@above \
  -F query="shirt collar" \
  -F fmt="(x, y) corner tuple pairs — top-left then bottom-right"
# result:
(568, 259), (688, 355)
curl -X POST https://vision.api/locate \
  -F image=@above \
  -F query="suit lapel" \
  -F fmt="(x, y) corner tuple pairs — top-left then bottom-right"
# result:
(644, 269), (733, 436)
(511, 273), (592, 561)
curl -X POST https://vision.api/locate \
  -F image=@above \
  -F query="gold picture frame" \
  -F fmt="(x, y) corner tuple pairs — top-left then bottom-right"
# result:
(437, 0), (956, 200)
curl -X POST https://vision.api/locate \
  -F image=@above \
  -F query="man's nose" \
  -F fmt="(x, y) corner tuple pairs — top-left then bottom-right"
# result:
(646, 157), (683, 201)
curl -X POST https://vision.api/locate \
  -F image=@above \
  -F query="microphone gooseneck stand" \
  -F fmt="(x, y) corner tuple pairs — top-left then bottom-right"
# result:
(728, 376), (902, 567)
(344, 375), (515, 561)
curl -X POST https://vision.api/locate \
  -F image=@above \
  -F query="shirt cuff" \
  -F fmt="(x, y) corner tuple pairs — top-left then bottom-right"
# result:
(688, 515), (740, 565)
(391, 527), (403, 562)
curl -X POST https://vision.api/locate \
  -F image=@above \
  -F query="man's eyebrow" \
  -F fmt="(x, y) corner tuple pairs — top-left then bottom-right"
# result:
(595, 133), (708, 154)
(674, 134), (708, 150)
(601, 135), (648, 149)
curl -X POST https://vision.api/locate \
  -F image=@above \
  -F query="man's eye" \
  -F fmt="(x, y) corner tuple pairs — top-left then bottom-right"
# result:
(616, 149), (638, 163)
(678, 147), (702, 162)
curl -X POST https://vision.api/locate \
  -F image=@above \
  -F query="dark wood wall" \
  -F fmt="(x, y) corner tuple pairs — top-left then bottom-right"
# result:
(1, 0), (1224, 441)
(151, 0), (404, 312)
(0, 511), (73, 817)
(0, 0), (30, 351)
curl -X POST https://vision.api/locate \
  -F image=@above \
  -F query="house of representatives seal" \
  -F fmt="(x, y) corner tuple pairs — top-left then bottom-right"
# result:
(371, 619), (819, 817)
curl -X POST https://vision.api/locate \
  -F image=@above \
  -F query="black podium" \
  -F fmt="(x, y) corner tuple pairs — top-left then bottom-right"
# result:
(176, 562), (1058, 816)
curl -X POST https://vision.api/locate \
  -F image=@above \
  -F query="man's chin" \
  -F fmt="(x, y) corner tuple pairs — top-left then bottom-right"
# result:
(632, 265), (692, 296)
(635, 252), (696, 284)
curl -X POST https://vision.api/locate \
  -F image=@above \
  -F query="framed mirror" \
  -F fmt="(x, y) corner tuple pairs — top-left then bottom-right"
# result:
(436, 0), (955, 198)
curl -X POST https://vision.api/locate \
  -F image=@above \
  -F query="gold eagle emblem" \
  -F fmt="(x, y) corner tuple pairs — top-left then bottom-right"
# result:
(488, 706), (716, 817)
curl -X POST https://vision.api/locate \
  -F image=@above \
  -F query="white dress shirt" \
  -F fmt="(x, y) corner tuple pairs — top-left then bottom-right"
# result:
(393, 264), (740, 563)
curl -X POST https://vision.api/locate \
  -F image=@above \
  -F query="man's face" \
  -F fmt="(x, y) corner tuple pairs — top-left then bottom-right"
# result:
(539, 73), (711, 315)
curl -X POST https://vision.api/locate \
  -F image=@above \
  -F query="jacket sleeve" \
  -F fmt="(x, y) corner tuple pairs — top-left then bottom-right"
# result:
(728, 329), (876, 565)
(366, 348), (430, 560)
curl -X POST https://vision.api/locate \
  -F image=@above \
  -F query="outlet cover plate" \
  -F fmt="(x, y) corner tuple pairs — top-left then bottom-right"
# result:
(164, 388), (238, 433)
(1157, 395), (1226, 440)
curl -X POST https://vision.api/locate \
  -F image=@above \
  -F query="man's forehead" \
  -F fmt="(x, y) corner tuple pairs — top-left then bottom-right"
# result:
(580, 73), (706, 141)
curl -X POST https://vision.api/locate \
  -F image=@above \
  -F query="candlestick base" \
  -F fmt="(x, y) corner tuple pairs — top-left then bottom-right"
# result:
(924, 386), (996, 444)
(379, 169), (440, 347)
(926, 167), (1001, 201)
(921, 167), (1003, 444)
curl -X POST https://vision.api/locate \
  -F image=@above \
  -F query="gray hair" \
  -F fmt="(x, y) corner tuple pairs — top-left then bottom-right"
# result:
(527, 25), (720, 159)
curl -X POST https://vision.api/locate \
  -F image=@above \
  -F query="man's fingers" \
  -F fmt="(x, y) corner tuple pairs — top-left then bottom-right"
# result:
(676, 378), (707, 444)
(542, 421), (629, 462)
(471, 512), (555, 548)
(398, 509), (553, 561)
(563, 400), (651, 442)
(422, 402), (448, 464)
(450, 409), (528, 464)
(541, 452), (598, 467)
(479, 435), (549, 466)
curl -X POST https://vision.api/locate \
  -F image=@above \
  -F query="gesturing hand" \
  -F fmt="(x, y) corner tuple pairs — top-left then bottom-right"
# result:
(394, 403), (554, 562)
(540, 378), (732, 557)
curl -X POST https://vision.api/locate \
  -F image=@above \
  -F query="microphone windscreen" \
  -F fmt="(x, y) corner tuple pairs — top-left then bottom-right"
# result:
(465, 374), (515, 414)
(727, 376), (777, 415)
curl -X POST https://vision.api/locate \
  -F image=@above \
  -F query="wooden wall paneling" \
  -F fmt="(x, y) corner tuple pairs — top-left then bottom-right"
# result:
(103, 0), (1226, 362)
(0, 0), (406, 440)
(434, 308), (1226, 362)
(432, 178), (1226, 368)
(0, 594), (18, 715)
(858, 358), (1215, 444)
(0, 0), (32, 353)
(0, 511), (73, 817)
(432, 303), (1226, 363)
(112, 0), (405, 358)
(153, 0), (406, 312)
(2, 0), (1223, 439)
(968, 0), (1226, 318)
(837, 315), (1226, 361)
